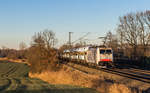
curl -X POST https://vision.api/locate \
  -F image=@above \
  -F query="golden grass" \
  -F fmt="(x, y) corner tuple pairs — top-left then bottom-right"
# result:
(109, 84), (131, 93)
(0, 57), (28, 64)
(29, 65), (132, 93)
(29, 65), (99, 88)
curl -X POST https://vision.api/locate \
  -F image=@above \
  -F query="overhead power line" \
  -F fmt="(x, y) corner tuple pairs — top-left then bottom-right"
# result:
(72, 32), (90, 44)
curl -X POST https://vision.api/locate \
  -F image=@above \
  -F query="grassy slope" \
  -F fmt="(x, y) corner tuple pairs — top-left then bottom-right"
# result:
(0, 61), (98, 93)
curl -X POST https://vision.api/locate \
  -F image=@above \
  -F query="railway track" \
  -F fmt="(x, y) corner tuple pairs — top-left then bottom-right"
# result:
(64, 61), (150, 83)
(101, 68), (150, 83)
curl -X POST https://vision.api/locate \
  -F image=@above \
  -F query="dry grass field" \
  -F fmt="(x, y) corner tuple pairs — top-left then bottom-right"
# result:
(29, 65), (132, 93)
(0, 59), (98, 93)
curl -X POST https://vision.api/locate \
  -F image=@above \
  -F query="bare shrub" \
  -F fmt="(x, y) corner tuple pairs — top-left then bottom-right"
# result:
(27, 30), (60, 73)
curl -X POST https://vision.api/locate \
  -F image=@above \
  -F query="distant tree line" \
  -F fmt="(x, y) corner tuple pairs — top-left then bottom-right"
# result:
(0, 48), (27, 60)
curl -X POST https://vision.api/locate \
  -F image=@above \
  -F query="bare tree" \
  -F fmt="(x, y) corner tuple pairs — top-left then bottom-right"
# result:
(27, 29), (59, 73)
(105, 31), (113, 47)
(117, 11), (150, 58)
(117, 13), (140, 58)
(136, 11), (150, 56)
(42, 29), (57, 48)
(117, 26), (125, 49)
(32, 29), (57, 48)
(104, 31), (118, 52)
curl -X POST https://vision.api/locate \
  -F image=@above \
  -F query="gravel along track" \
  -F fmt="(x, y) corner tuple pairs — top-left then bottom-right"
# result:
(0, 61), (98, 93)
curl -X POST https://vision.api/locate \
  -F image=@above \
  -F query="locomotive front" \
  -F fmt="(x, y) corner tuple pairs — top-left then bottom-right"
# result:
(98, 48), (114, 67)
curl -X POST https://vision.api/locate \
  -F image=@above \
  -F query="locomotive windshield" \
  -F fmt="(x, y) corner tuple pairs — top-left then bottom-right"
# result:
(106, 50), (112, 54)
(100, 49), (112, 54)
(100, 50), (105, 54)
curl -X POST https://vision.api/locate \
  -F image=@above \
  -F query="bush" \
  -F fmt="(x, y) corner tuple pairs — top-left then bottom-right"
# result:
(27, 30), (60, 73)
(27, 46), (60, 73)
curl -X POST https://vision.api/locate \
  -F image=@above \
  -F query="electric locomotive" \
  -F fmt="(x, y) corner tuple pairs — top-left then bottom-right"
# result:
(61, 46), (114, 67)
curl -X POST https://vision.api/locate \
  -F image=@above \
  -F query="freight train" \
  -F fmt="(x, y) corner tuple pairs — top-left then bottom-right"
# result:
(60, 46), (114, 68)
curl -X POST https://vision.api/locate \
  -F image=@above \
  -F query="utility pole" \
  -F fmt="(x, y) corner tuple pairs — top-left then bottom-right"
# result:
(69, 32), (73, 46)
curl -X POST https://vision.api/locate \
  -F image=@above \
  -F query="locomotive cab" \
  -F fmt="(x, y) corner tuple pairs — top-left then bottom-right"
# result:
(98, 48), (114, 67)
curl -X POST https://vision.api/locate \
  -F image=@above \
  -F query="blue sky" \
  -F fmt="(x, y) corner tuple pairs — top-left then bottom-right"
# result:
(0, 0), (150, 49)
